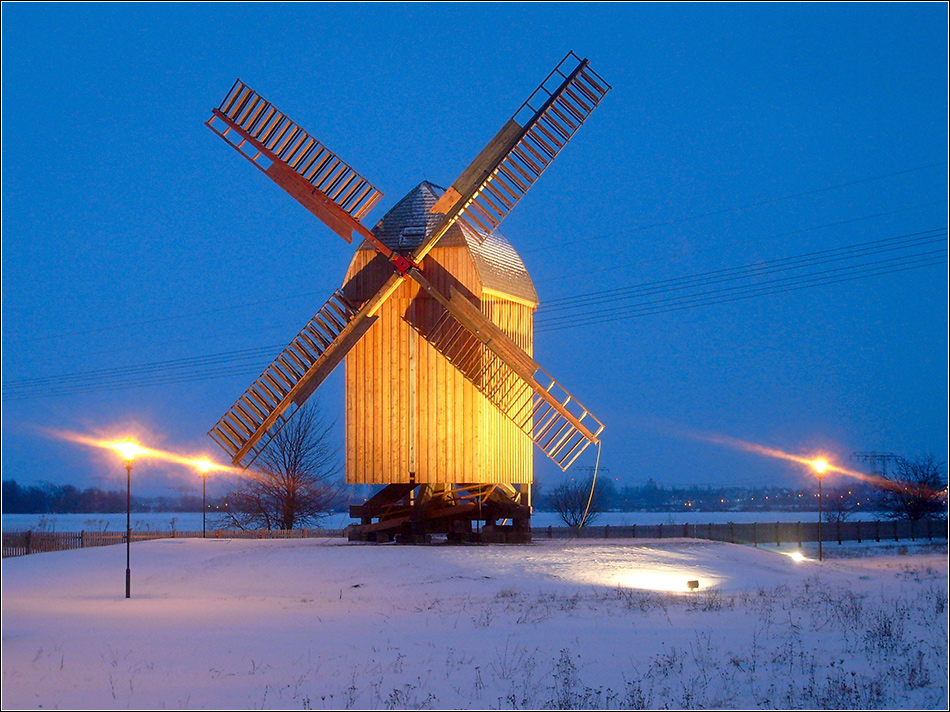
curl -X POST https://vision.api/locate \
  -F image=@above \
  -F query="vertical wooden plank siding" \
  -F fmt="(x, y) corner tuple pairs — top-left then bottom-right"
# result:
(343, 242), (534, 485)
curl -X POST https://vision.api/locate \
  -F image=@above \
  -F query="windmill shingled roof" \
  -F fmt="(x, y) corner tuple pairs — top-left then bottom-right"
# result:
(365, 181), (539, 306)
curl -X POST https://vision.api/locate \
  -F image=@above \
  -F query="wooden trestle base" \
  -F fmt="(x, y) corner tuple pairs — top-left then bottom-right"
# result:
(346, 483), (532, 544)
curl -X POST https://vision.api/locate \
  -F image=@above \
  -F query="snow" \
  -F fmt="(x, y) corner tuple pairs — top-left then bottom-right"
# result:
(2, 537), (947, 710)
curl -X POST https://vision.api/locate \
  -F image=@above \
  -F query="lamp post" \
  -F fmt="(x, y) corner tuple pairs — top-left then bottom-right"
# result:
(116, 440), (141, 598)
(812, 459), (828, 561)
(196, 460), (212, 538)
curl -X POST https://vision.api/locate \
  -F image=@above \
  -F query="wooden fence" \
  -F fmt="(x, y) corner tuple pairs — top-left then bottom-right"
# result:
(539, 518), (949, 545)
(1, 528), (344, 558)
(3, 518), (947, 558)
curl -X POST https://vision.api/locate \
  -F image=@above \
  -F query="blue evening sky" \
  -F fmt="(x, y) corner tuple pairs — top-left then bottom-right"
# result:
(2, 3), (947, 498)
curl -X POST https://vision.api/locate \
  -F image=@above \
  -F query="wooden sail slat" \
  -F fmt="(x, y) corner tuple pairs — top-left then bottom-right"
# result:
(208, 82), (383, 227)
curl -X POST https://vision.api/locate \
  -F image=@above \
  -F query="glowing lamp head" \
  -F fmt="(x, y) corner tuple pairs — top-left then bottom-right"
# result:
(115, 440), (141, 463)
(812, 459), (828, 475)
(789, 551), (805, 563)
(196, 459), (213, 474)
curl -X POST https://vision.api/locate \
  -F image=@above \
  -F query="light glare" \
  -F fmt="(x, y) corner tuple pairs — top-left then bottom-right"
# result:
(114, 440), (141, 462)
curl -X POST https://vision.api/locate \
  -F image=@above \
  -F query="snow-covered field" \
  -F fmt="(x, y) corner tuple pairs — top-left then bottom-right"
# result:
(1, 509), (884, 533)
(2, 537), (946, 710)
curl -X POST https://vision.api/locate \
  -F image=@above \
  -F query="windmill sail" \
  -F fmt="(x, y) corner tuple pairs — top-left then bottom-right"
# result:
(208, 290), (377, 468)
(407, 271), (603, 470)
(207, 80), (383, 244)
(207, 54), (610, 471)
(425, 51), (610, 254)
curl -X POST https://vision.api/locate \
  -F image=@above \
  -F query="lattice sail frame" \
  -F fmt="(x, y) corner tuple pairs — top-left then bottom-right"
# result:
(433, 52), (611, 243)
(406, 277), (605, 470)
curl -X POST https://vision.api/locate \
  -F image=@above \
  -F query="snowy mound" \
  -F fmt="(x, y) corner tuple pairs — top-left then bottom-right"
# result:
(3, 538), (946, 709)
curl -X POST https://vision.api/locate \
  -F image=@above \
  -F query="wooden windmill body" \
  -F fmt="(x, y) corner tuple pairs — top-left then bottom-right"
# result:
(205, 52), (609, 542)
(343, 181), (537, 487)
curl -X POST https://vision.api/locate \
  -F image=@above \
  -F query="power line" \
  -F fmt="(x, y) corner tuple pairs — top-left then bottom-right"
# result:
(3, 344), (284, 390)
(534, 199), (945, 290)
(536, 252), (946, 333)
(5, 240), (943, 401)
(3, 289), (332, 347)
(6, 163), (945, 350)
(537, 228), (947, 316)
(522, 161), (947, 255)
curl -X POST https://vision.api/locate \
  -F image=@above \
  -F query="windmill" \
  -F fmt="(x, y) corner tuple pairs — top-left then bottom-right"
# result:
(205, 51), (609, 542)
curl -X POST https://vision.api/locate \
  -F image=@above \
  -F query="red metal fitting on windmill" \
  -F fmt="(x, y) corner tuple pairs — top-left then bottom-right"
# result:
(389, 253), (417, 276)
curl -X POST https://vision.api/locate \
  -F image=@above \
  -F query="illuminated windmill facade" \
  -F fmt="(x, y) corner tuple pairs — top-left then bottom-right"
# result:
(205, 52), (608, 542)
(342, 181), (538, 487)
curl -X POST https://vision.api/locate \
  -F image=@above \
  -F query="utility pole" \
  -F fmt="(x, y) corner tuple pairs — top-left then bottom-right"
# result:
(573, 465), (610, 478)
(850, 451), (902, 479)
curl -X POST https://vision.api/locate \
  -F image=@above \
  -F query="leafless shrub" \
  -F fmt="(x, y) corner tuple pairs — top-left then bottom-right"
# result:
(876, 454), (947, 521)
(219, 405), (342, 531)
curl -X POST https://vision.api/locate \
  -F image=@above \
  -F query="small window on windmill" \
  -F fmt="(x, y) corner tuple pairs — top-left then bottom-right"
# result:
(399, 225), (426, 249)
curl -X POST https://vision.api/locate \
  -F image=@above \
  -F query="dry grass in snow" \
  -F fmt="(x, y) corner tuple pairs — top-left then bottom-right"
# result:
(1, 537), (947, 710)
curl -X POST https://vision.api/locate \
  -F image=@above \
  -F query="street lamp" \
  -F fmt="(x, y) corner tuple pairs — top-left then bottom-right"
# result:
(115, 440), (141, 598)
(812, 459), (828, 561)
(196, 459), (212, 538)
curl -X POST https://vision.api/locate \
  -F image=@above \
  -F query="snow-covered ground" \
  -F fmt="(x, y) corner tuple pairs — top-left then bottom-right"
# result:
(2, 537), (946, 709)
(1, 509), (885, 533)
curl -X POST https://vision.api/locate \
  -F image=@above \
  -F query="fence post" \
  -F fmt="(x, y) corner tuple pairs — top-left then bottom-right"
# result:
(80, 530), (85, 549)
(216, 529), (222, 539)
(796, 522), (801, 548)
(875, 519), (880, 543)
(547, 525), (553, 539)
(683, 523), (689, 538)
(893, 520), (898, 542)
(26, 530), (33, 556)
(857, 520), (862, 544)
(658, 523), (663, 539)
(730, 522), (735, 544)
(604, 525), (610, 538)
(752, 522), (757, 547)
(632, 524), (636, 539)
(927, 518), (932, 541)
(836, 520), (841, 545)
(910, 519), (916, 541)
(776, 522), (780, 547)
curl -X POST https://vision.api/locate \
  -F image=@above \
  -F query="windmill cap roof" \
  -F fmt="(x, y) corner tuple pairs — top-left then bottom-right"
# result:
(367, 181), (539, 306)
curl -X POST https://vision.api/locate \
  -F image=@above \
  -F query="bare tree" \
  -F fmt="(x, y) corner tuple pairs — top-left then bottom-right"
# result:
(220, 405), (343, 530)
(548, 476), (614, 528)
(822, 483), (860, 523)
(876, 455), (947, 521)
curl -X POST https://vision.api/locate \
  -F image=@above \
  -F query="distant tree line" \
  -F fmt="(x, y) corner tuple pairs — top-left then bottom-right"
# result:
(1, 480), (217, 514)
(534, 478), (883, 515)
(536, 455), (947, 527)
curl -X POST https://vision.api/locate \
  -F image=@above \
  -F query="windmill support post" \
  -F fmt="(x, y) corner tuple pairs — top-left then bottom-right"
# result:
(346, 483), (531, 544)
